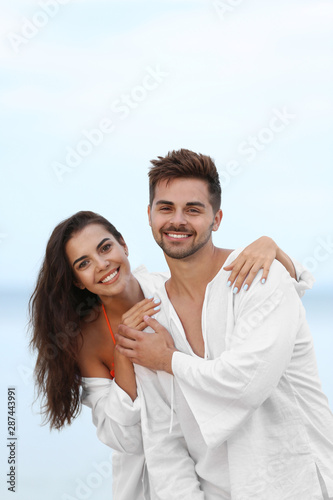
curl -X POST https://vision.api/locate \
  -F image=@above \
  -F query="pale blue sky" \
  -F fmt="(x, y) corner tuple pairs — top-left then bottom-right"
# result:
(1, 0), (332, 291)
(1, 1), (332, 498)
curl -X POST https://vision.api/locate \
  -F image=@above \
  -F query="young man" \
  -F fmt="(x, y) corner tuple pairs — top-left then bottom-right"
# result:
(117, 149), (333, 499)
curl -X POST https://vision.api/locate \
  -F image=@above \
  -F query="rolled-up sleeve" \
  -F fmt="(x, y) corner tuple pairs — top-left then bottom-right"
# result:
(289, 257), (315, 297)
(81, 377), (143, 454)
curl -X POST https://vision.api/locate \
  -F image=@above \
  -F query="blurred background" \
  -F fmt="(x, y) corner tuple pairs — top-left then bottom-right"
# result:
(1, 1), (332, 498)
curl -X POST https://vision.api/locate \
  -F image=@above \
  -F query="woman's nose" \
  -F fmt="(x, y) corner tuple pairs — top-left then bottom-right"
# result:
(96, 256), (109, 271)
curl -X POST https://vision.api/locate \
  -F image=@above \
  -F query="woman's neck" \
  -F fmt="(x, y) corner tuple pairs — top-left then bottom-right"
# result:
(100, 274), (144, 319)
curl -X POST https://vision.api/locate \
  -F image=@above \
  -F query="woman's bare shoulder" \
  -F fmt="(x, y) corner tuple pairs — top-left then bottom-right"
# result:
(77, 314), (114, 379)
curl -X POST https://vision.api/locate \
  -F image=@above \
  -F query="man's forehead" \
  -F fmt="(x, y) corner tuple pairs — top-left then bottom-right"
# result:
(154, 177), (209, 200)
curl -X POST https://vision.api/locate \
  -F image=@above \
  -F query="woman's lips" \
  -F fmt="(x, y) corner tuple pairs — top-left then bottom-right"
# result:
(99, 267), (120, 284)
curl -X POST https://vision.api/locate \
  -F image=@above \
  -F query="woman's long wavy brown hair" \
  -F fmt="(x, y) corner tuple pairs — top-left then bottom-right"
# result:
(29, 211), (123, 430)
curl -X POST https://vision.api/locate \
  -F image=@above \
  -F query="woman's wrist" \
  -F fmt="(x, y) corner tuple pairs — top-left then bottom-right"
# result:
(276, 246), (297, 280)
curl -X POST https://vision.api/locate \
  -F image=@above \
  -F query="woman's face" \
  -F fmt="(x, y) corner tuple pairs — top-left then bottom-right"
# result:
(65, 223), (131, 298)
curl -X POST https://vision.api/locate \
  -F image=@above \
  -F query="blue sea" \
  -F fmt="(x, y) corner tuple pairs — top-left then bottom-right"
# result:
(1, 288), (332, 500)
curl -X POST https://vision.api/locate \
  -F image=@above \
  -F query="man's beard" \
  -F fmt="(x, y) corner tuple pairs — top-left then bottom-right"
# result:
(153, 223), (214, 260)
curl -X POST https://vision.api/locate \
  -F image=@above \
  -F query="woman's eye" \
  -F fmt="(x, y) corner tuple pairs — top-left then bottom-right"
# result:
(101, 244), (111, 252)
(78, 260), (89, 269)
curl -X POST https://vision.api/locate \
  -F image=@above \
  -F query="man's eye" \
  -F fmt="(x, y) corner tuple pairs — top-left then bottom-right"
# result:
(160, 207), (171, 211)
(188, 208), (200, 213)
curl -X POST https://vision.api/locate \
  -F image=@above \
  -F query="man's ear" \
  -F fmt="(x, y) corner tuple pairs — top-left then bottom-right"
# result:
(212, 209), (223, 232)
(147, 205), (152, 227)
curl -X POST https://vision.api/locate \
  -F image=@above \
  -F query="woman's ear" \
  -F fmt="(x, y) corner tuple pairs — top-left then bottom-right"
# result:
(119, 237), (129, 256)
(74, 281), (85, 290)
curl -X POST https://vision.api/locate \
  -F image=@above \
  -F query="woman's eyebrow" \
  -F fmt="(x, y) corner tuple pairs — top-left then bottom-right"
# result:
(96, 238), (111, 250)
(73, 255), (88, 267)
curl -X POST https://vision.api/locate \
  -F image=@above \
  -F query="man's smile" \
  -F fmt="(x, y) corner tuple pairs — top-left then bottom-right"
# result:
(164, 232), (192, 240)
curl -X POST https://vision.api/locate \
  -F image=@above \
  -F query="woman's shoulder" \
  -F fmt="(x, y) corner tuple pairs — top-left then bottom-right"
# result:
(77, 327), (113, 379)
(78, 311), (111, 352)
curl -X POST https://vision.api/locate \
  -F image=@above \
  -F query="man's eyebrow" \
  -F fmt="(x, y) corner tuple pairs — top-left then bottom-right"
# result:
(155, 200), (174, 206)
(72, 238), (111, 267)
(155, 200), (206, 208)
(186, 201), (206, 208)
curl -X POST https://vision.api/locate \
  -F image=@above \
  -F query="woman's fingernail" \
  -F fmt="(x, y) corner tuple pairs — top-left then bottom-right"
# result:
(154, 306), (160, 311)
(154, 298), (160, 304)
(244, 284), (249, 291)
(227, 280), (231, 287)
(233, 287), (238, 294)
(261, 278), (266, 284)
(148, 295), (153, 299)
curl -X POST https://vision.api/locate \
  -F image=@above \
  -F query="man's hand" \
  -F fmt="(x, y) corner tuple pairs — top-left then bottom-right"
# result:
(116, 316), (177, 374)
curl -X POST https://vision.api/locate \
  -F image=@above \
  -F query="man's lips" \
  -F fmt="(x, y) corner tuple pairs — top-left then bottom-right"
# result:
(164, 232), (193, 240)
(99, 267), (120, 284)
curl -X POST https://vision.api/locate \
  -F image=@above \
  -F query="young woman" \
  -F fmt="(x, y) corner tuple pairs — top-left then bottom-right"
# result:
(29, 210), (310, 500)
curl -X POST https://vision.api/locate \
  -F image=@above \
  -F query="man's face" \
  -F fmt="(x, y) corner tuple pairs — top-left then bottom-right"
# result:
(148, 178), (222, 260)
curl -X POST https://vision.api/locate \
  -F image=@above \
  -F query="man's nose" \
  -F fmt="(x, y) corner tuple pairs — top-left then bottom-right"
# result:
(169, 209), (187, 226)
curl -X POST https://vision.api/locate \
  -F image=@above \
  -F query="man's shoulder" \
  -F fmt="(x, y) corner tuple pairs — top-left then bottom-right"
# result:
(222, 247), (243, 266)
(226, 247), (289, 278)
(232, 251), (295, 307)
(210, 248), (244, 284)
(211, 248), (292, 292)
(133, 265), (170, 295)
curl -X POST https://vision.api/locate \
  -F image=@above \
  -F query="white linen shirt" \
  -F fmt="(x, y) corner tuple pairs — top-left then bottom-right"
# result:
(80, 265), (204, 500)
(81, 266), (169, 500)
(81, 376), (150, 500)
(137, 251), (333, 500)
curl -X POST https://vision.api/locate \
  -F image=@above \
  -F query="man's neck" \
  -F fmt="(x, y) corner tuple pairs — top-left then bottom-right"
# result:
(165, 244), (233, 300)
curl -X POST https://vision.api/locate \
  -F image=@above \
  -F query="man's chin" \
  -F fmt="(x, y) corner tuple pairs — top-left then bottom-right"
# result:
(156, 234), (213, 261)
(161, 245), (197, 260)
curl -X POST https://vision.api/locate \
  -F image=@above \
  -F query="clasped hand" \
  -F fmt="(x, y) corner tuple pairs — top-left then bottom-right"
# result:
(116, 316), (176, 374)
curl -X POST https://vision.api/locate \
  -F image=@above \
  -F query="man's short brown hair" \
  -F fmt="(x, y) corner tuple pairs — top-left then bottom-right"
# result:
(148, 149), (221, 213)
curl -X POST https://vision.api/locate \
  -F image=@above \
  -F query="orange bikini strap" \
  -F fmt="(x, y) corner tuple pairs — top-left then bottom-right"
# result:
(101, 304), (116, 345)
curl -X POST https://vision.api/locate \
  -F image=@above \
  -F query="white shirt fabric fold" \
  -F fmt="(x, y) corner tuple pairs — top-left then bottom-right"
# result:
(137, 251), (333, 500)
(135, 364), (206, 500)
(81, 377), (142, 453)
(82, 377), (149, 500)
(81, 266), (169, 500)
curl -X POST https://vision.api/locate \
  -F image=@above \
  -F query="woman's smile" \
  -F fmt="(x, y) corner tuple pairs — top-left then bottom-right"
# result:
(99, 267), (120, 284)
